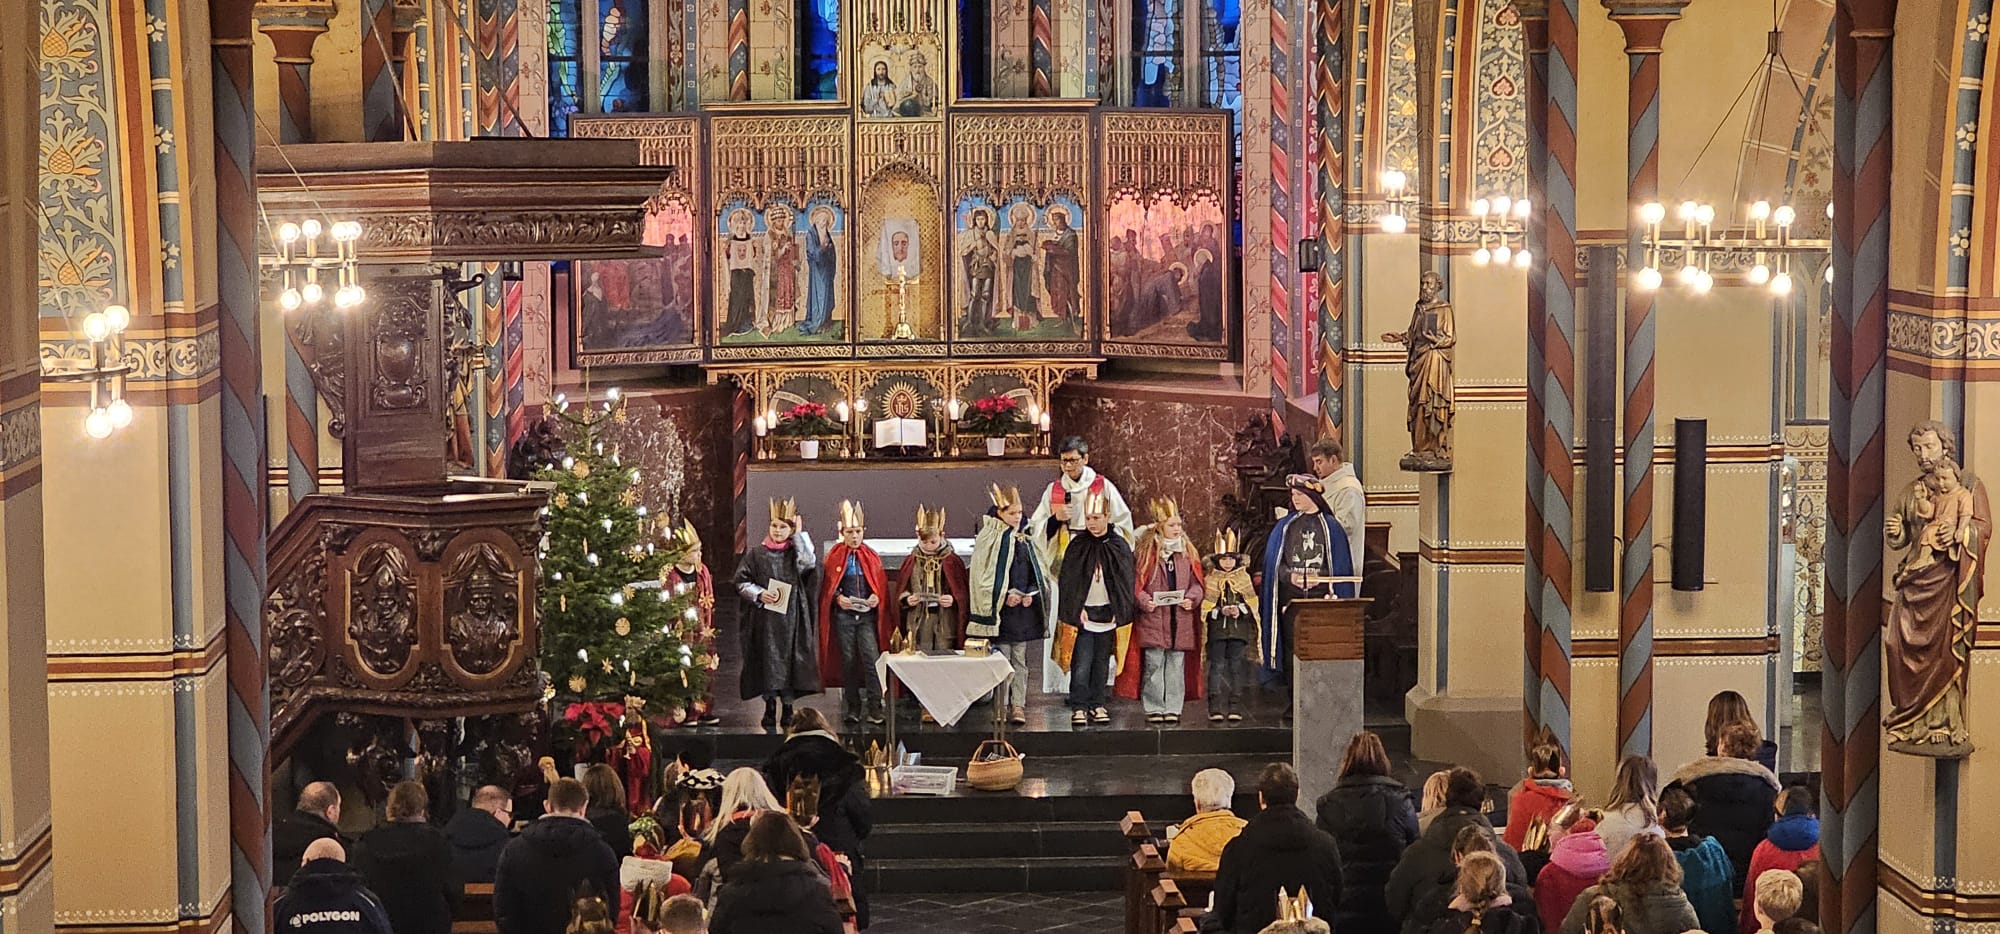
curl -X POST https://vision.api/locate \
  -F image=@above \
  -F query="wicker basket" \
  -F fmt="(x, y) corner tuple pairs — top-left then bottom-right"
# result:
(965, 738), (1024, 791)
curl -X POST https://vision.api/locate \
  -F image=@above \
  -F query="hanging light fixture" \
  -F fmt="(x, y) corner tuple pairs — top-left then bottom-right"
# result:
(1470, 195), (1532, 269)
(45, 304), (135, 439)
(266, 217), (366, 312)
(1631, 9), (1830, 297)
(1380, 170), (1418, 235)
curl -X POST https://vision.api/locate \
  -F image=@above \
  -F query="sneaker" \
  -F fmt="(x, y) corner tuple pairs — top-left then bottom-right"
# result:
(867, 711), (886, 725)
(1147, 713), (1166, 724)
(1072, 709), (1088, 726)
(1165, 713), (1180, 724)
(1092, 707), (1112, 724)
(1210, 713), (1226, 723)
(698, 715), (722, 726)
(1227, 712), (1244, 722)
(1009, 706), (1028, 726)
(843, 711), (862, 725)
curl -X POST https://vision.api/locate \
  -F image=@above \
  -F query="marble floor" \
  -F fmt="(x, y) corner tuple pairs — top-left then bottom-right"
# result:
(867, 892), (1123, 934)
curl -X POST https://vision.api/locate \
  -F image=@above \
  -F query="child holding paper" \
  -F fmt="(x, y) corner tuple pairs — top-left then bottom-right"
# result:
(1119, 499), (1205, 724)
(1200, 530), (1259, 722)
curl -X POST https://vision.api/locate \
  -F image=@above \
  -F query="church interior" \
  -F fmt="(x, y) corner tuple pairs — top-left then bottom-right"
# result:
(0, 0), (1994, 930)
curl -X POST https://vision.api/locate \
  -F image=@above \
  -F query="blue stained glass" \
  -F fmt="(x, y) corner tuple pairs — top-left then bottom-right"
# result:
(551, 60), (581, 134)
(549, 0), (582, 134)
(599, 0), (649, 112)
(1134, 0), (1182, 106)
(797, 0), (840, 99)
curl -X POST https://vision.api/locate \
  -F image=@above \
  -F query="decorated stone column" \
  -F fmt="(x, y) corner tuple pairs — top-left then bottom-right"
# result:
(253, 1), (335, 145)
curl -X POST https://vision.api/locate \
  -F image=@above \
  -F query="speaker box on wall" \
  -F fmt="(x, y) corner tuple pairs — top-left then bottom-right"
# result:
(1583, 246), (1619, 593)
(1672, 418), (1707, 591)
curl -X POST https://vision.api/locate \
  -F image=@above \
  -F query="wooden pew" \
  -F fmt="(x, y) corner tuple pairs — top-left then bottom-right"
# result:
(1122, 812), (1166, 934)
(452, 882), (497, 934)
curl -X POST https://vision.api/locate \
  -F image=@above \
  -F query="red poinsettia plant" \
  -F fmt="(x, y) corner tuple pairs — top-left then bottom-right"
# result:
(775, 401), (841, 437)
(563, 700), (626, 760)
(961, 393), (1024, 437)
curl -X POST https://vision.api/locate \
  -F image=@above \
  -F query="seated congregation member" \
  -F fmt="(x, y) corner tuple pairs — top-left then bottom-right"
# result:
(1168, 767), (1247, 872)
(761, 708), (872, 926)
(1203, 763), (1343, 934)
(582, 763), (636, 860)
(1771, 921), (1818, 934)
(1406, 826), (1540, 934)
(1122, 499), (1206, 724)
(1704, 691), (1778, 773)
(1255, 922), (1331, 934)
(969, 484), (1046, 727)
(619, 821), (693, 934)
(818, 501), (890, 726)
(1418, 770), (1451, 834)
(1747, 869), (1803, 934)
(274, 781), (348, 887)
(654, 738), (726, 842)
(495, 778), (621, 934)
(1595, 756), (1663, 862)
(1422, 851), (1538, 934)
(274, 838), (395, 934)
(1668, 721), (1780, 890)
(648, 893), (709, 934)
(1200, 531), (1259, 722)
(1057, 492), (1139, 726)
(1578, 897), (1624, 934)
(1534, 805), (1609, 934)
(446, 784), (515, 884)
(352, 781), (460, 934)
(1386, 766), (1530, 930)
(1313, 731), (1420, 932)
(1504, 732), (1574, 852)
(702, 767), (789, 884)
(708, 812), (844, 934)
(1737, 788), (1821, 934)
(1558, 836), (1699, 934)
(1660, 788), (1735, 934)
(1788, 860), (1822, 925)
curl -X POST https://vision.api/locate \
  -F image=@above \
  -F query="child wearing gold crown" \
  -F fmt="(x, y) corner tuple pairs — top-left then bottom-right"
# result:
(733, 498), (822, 731)
(664, 520), (722, 726)
(1201, 528), (1260, 722)
(970, 484), (1047, 726)
(893, 505), (969, 653)
(1115, 499), (1206, 724)
(1056, 490), (1138, 726)
(817, 500), (891, 726)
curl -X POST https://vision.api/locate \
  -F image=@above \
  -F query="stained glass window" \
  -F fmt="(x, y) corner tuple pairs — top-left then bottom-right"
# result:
(1201, 0), (1241, 151)
(1134, 0), (1182, 107)
(550, 0), (583, 135)
(797, 0), (841, 99)
(958, 0), (991, 97)
(598, 0), (650, 114)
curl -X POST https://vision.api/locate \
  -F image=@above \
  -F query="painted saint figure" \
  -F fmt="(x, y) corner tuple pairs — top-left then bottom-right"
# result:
(1004, 202), (1041, 331)
(896, 52), (939, 116)
(960, 207), (1000, 337)
(720, 207), (766, 336)
(1384, 270), (1456, 471)
(803, 205), (839, 336)
(766, 205), (800, 335)
(862, 61), (899, 117)
(1041, 205), (1081, 322)
(1883, 421), (1991, 758)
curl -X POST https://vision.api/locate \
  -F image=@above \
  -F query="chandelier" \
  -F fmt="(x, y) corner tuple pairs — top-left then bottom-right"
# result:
(268, 218), (366, 311)
(44, 304), (134, 439)
(1470, 195), (1532, 269)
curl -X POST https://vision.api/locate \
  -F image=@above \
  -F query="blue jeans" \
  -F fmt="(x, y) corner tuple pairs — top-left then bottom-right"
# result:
(1067, 628), (1115, 710)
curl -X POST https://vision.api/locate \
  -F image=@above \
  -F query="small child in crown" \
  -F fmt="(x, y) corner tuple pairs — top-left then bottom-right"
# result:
(971, 485), (1047, 727)
(1200, 530), (1260, 722)
(893, 506), (969, 653)
(663, 521), (721, 726)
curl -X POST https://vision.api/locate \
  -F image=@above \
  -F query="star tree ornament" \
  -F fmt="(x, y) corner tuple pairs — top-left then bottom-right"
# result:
(530, 382), (709, 745)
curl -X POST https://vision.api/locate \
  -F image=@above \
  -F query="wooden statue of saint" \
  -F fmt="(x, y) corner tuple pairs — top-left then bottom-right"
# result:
(1884, 420), (1991, 758)
(1384, 270), (1455, 472)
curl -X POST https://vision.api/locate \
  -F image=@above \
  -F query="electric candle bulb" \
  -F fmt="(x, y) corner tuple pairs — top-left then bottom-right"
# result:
(1635, 267), (1663, 291)
(84, 408), (114, 439)
(1471, 198), (1491, 218)
(1771, 271), (1794, 295)
(1640, 202), (1667, 226)
(1380, 213), (1408, 234)
(83, 313), (109, 342)
(107, 398), (133, 429)
(104, 305), (130, 332)
(1493, 196), (1512, 216)
(1514, 248), (1532, 269)
(1748, 264), (1771, 285)
(301, 219), (323, 240)
(1749, 201), (1772, 221)
(1493, 245), (1512, 266)
(1473, 247), (1492, 266)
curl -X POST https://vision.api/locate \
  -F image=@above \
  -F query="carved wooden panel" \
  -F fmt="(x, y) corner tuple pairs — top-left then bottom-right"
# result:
(709, 113), (854, 360)
(343, 275), (448, 489)
(947, 110), (1094, 356)
(442, 537), (528, 678)
(347, 539), (419, 678)
(1099, 110), (1235, 361)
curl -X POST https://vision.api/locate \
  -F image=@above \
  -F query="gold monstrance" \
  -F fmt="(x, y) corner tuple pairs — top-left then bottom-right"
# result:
(891, 264), (917, 340)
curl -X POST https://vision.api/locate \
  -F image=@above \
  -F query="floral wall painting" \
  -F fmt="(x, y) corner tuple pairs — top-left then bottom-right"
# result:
(1104, 191), (1227, 350)
(713, 197), (848, 347)
(575, 193), (701, 363)
(950, 194), (1088, 342)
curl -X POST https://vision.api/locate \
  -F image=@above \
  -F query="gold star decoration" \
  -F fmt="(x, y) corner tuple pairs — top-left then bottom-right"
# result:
(568, 674), (587, 693)
(620, 488), (638, 506)
(614, 617), (631, 636)
(572, 461), (591, 479)
(601, 659), (615, 674)
(554, 492), (569, 508)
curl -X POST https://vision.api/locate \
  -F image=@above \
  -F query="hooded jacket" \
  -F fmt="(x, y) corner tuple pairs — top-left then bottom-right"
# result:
(1314, 773), (1421, 928)
(1667, 756), (1781, 891)
(1503, 778), (1574, 851)
(1168, 808), (1247, 873)
(1534, 831), (1609, 934)
(273, 858), (395, 934)
(1385, 806), (1531, 934)
(761, 732), (871, 857)
(1201, 804), (1344, 934)
(351, 820), (460, 934)
(708, 858), (845, 934)
(1669, 834), (1737, 934)
(1560, 879), (1701, 934)
(273, 811), (347, 888)
(443, 808), (511, 884)
(1736, 815), (1821, 934)
(493, 815), (621, 934)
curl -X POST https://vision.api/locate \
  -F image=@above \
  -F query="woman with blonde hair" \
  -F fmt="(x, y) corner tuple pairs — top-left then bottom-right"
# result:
(1560, 835), (1699, 934)
(1422, 851), (1531, 933)
(700, 767), (789, 887)
(1418, 770), (1452, 834)
(1594, 756), (1662, 860)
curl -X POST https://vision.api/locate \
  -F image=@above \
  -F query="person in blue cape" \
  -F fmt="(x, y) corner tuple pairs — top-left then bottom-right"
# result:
(1259, 474), (1357, 694)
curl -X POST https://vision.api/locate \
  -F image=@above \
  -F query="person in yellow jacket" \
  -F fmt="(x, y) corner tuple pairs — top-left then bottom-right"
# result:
(1167, 768), (1248, 872)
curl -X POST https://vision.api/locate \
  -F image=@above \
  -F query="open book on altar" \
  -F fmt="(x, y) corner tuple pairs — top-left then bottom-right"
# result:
(873, 417), (928, 449)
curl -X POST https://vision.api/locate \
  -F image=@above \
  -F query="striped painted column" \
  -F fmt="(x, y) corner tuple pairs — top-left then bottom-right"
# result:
(1517, 0), (1556, 750)
(362, 0), (402, 140)
(254, 4), (333, 505)
(1313, 0), (1343, 439)
(212, 0), (272, 930)
(1822, 1), (1894, 930)
(728, 0), (751, 100)
(1270, 0), (1301, 418)
(1530, 0), (1581, 754)
(733, 388), (752, 555)
(1030, 0), (1054, 96)
(1604, 2), (1683, 761)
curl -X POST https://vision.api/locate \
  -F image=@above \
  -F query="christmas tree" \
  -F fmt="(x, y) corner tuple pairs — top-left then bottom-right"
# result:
(533, 390), (709, 754)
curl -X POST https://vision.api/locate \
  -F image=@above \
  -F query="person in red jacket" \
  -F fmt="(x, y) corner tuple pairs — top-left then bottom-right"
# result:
(617, 823), (692, 934)
(1738, 788), (1821, 934)
(817, 501), (891, 725)
(1535, 804), (1609, 934)
(1504, 733), (1574, 852)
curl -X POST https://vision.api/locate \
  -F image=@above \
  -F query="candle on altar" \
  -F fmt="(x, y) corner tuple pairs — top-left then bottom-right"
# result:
(947, 398), (962, 421)
(837, 400), (851, 423)
(1039, 412), (1052, 432)
(754, 415), (768, 437)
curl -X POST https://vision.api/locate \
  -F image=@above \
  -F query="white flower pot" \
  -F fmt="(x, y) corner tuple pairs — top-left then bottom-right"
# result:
(799, 439), (821, 460)
(985, 437), (1007, 457)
